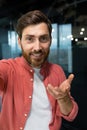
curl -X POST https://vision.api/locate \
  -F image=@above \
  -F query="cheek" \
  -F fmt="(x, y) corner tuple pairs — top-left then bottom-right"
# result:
(42, 43), (50, 49)
(21, 43), (33, 52)
(44, 45), (50, 52)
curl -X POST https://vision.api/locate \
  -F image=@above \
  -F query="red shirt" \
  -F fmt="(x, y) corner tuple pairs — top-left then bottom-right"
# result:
(0, 56), (78, 130)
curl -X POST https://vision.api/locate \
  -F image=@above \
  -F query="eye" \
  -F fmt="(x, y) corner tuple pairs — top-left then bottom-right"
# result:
(39, 35), (50, 43)
(25, 36), (34, 43)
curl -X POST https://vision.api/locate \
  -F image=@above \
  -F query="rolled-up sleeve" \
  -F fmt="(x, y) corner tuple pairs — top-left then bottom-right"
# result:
(56, 99), (78, 121)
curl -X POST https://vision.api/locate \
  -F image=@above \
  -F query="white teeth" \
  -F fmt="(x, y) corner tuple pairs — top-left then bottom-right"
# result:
(33, 53), (41, 57)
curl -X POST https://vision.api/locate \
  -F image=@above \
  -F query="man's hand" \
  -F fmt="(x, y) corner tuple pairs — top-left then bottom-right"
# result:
(47, 74), (74, 115)
(47, 74), (74, 100)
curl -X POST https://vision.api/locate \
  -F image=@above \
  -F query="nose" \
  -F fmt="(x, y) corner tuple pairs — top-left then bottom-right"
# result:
(34, 39), (41, 51)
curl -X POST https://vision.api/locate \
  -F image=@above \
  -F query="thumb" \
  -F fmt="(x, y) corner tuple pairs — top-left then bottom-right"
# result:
(67, 74), (74, 84)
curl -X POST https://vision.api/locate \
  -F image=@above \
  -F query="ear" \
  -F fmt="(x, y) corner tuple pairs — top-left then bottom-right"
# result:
(18, 37), (21, 47)
(50, 36), (52, 46)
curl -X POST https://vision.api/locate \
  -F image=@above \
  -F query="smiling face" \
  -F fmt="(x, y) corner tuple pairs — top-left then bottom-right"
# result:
(18, 23), (51, 68)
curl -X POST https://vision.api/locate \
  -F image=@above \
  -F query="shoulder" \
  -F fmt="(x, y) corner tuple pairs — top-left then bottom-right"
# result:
(0, 57), (20, 63)
(0, 57), (21, 68)
(45, 62), (66, 84)
(48, 62), (66, 78)
(47, 62), (64, 73)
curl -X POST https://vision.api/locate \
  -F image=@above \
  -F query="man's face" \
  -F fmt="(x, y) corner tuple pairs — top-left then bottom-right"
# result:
(18, 23), (51, 68)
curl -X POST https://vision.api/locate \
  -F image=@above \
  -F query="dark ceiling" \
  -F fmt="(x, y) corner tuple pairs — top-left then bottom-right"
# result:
(0, 0), (87, 29)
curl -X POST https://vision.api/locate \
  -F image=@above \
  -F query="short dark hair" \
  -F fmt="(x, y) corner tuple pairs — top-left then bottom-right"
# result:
(16, 10), (52, 39)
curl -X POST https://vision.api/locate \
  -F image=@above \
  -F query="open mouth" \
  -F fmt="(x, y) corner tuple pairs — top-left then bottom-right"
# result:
(31, 52), (43, 59)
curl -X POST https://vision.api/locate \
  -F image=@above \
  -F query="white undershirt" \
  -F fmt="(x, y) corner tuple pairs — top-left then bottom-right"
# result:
(24, 68), (52, 130)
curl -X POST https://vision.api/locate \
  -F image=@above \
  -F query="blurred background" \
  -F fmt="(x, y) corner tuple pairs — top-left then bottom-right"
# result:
(0, 0), (87, 129)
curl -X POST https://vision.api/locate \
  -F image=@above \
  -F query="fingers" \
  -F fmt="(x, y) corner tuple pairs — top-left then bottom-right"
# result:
(47, 84), (58, 96)
(67, 74), (74, 84)
(47, 74), (75, 100)
(47, 84), (68, 100)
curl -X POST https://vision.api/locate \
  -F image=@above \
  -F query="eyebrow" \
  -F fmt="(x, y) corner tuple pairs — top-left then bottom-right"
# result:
(23, 34), (34, 37)
(23, 34), (49, 37)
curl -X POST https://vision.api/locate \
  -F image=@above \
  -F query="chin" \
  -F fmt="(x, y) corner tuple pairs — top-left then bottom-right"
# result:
(32, 63), (42, 68)
(31, 60), (44, 68)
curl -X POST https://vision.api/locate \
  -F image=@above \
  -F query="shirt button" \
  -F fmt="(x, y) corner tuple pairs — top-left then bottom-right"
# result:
(29, 96), (32, 99)
(30, 69), (33, 72)
(20, 127), (23, 130)
(24, 113), (27, 117)
(30, 78), (33, 81)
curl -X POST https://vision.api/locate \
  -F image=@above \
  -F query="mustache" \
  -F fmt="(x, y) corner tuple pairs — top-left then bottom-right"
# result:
(31, 49), (43, 54)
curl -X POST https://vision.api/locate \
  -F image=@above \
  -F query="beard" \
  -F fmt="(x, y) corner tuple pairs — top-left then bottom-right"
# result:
(22, 48), (49, 68)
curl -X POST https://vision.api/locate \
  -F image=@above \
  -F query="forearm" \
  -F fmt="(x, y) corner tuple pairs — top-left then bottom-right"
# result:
(57, 94), (73, 116)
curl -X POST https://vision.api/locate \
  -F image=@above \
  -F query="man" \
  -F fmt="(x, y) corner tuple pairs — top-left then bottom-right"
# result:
(0, 10), (78, 130)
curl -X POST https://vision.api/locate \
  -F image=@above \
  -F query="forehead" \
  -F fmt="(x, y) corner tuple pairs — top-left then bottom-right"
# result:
(22, 23), (49, 36)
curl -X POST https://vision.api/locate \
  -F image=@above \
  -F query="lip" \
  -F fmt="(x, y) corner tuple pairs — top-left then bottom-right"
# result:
(31, 53), (43, 59)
